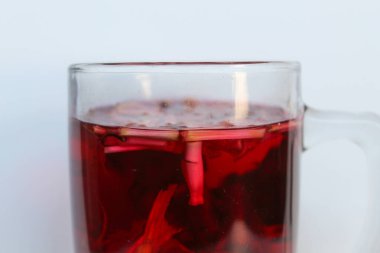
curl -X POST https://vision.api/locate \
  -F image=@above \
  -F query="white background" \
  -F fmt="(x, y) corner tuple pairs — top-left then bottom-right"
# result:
(1, 0), (379, 252)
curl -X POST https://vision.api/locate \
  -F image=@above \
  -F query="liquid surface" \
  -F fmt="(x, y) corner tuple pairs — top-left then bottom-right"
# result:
(82, 99), (290, 129)
(70, 100), (301, 253)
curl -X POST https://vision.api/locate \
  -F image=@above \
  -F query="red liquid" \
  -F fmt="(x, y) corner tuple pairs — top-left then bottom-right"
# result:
(70, 100), (301, 253)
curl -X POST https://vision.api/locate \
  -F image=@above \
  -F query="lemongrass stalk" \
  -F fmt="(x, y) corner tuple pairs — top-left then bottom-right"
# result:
(181, 141), (204, 206)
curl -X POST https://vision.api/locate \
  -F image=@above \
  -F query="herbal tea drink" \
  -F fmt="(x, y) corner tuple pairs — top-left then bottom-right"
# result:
(70, 99), (301, 253)
(69, 61), (380, 253)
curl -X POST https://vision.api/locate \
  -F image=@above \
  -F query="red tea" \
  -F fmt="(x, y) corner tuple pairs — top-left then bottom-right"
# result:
(70, 100), (301, 253)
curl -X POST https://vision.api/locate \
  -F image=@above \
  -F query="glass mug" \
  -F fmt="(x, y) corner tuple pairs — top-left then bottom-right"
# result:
(69, 62), (380, 253)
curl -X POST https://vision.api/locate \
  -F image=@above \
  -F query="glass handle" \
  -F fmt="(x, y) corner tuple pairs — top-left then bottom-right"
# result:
(303, 105), (380, 253)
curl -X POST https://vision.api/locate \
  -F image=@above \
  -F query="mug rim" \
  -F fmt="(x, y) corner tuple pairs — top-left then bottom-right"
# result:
(69, 61), (300, 73)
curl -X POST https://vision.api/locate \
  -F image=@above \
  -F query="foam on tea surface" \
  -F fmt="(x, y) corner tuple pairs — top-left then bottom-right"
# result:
(81, 99), (290, 129)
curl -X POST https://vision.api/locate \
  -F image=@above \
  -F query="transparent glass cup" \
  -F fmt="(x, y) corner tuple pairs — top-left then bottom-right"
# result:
(69, 62), (380, 253)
